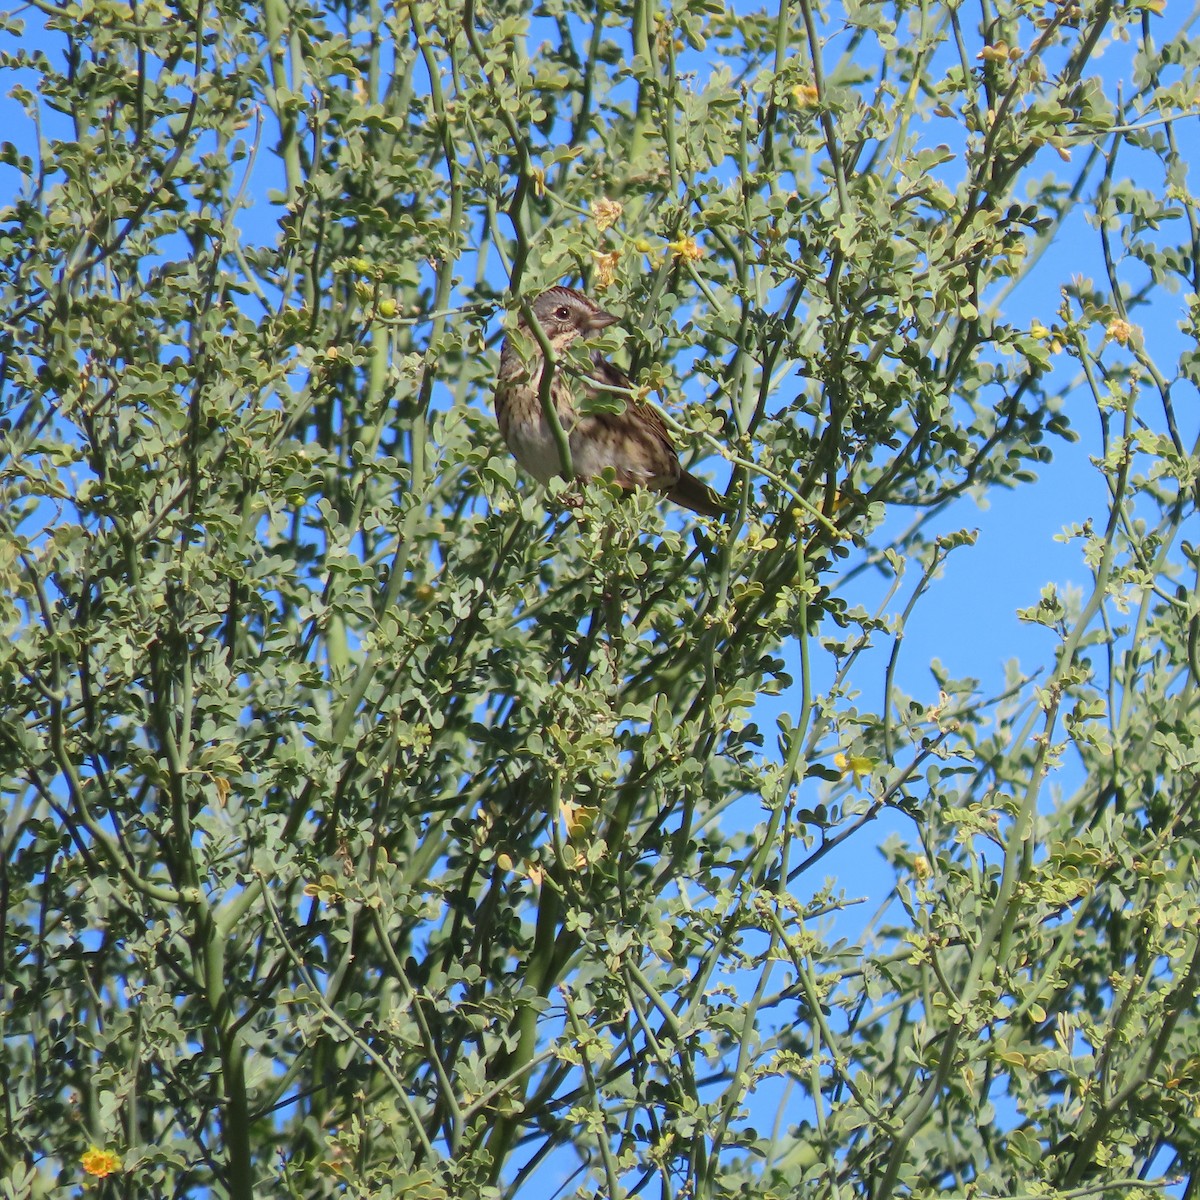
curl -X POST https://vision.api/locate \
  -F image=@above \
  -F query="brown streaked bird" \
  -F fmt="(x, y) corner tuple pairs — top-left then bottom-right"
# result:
(493, 286), (725, 517)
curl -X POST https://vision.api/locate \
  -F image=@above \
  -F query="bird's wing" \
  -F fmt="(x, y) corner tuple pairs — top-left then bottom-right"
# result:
(584, 352), (680, 461)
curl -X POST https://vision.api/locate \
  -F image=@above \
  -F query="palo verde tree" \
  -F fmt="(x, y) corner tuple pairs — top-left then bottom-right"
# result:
(1, 0), (1199, 1197)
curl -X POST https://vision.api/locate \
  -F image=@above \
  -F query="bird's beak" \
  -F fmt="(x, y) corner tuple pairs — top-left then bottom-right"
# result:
(583, 308), (619, 332)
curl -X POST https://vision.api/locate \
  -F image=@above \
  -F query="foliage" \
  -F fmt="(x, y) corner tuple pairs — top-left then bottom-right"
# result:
(1, 0), (1198, 1196)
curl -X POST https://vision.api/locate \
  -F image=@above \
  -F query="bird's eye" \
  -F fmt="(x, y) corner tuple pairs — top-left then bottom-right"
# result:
(554, 306), (570, 321)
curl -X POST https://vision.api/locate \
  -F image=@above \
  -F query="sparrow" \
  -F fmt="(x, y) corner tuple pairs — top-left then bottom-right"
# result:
(493, 286), (725, 517)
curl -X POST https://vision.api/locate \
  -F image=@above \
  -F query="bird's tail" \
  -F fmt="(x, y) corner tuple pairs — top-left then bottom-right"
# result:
(669, 469), (726, 517)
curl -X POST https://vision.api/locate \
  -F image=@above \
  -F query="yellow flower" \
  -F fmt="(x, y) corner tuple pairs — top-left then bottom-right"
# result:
(834, 751), (875, 787)
(977, 41), (1020, 63)
(1029, 320), (1063, 353)
(82, 1147), (122, 1178)
(591, 249), (621, 290)
(792, 83), (820, 107)
(591, 198), (623, 231)
(667, 236), (703, 261)
(1106, 317), (1136, 346)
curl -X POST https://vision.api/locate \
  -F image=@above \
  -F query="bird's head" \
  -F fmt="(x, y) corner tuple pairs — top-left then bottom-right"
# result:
(525, 286), (618, 349)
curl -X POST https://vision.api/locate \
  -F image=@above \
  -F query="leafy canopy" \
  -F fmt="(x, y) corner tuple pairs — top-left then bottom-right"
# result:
(1, 0), (1199, 1196)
